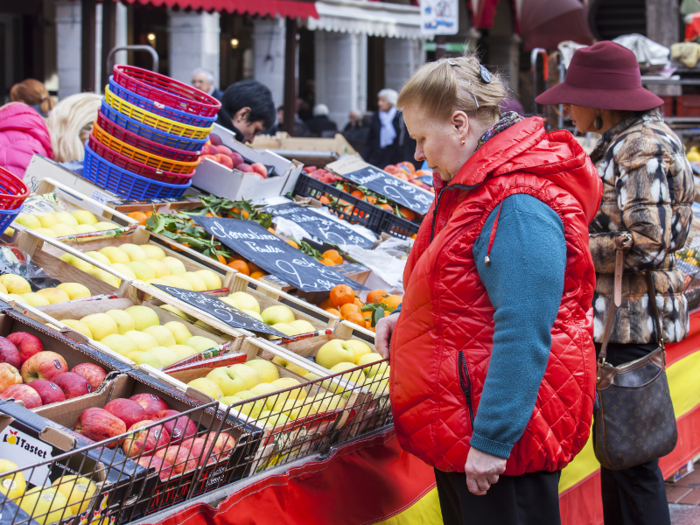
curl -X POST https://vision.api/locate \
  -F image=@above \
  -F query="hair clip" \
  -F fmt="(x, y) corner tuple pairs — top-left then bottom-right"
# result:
(448, 61), (459, 66)
(473, 93), (479, 109)
(479, 64), (492, 83)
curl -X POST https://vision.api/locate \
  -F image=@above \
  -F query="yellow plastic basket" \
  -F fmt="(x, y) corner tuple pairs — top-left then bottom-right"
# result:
(92, 121), (199, 174)
(104, 86), (213, 140)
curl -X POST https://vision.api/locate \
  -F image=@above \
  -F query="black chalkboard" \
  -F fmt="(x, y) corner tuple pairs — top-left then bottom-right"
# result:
(152, 285), (287, 337)
(191, 216), (367, 292)
(264, 202), (374, 247)
(341, 166), (434, 215)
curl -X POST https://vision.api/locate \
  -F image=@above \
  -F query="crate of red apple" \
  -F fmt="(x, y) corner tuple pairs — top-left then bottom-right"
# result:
(198, 134), (270, 180)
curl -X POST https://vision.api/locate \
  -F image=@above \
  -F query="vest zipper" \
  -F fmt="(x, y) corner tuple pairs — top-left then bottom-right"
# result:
(430, 184), (479, 242)
(458, 351), (475, 427)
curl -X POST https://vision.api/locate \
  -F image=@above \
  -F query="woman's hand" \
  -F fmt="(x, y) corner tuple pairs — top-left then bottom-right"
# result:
(375, 313), (399, 358)
(464, 447), (507, 496)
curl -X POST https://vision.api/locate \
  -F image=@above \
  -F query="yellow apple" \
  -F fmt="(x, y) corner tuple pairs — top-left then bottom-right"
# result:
(261, 305), (295, 325)
(71, 211), (98, 225)
(162, 256), (186, 275)
(84, 251), (112, 265)
(61, 319), (93, 339)
(126, 351), (162, 368)
(0, 274), (31, 295)
(315, 340), (355, 370)
(125, 305), (160, 331)
(52, 475), (96, 515)
(144, 259), (170, 278)
(98, 246), (130, 264)
(119, 243), (148, 262)
(20, 486), (71, 525)
(146, 346), (179, 367)
(100, 334), (138, 355)
(0, 459), (25, 500)
(182, 272), (207, 291)
(244, 359), (279, 383)
(188, 378), (223, 399)
(57, 282), (91, 301)
(195, 269), (222, 290)
(53, 212), (79, 226)
(110, 263), (136, 279)
(184, 335), (218, 353)
(141, 245), (166, 260)
(143, 325), (176, 347)
(125, 330), (159, 352)
(80, 313), (118, 341)
(126, 261), (156, 281)
(229, 363), (262, 390)
(105, 309), (136, 335)
(228, 292), (260, 313)
(358, 352), (388, 377)
(163, 321), (192, 344)
(207, 368), (247, 396)
(19, 292), (51, 307)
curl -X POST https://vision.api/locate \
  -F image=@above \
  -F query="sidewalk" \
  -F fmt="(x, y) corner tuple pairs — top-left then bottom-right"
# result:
(666, 462), (700, 524)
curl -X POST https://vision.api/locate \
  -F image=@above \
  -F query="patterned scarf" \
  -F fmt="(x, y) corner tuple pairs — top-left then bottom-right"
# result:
(475, 111), (523, 152)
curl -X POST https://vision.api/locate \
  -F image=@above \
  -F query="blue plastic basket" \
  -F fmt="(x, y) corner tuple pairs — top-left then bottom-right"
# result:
(108, 77), (217, 128)
(83, 142), (192, 200)
(100, 102), (207, 152)
(0, 205), (23, 236)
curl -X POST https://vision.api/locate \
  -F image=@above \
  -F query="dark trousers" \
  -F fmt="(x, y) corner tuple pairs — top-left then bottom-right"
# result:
(595, 342), (671, 525)
(434, 469), (561, 525)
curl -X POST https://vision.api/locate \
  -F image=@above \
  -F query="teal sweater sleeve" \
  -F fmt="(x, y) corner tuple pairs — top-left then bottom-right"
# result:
(470, 194), (566, 459)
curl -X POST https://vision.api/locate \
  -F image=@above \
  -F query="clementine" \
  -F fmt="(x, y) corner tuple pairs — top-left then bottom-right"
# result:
(322, 249), (343, 265)
(366, 290), (388, 304)
(250, 271), (266, 280)
(127, 211), (148, 226)
(340, 303), (361, 318)
(318, 258), (336, 266)
(382, 295), (402, 311)
(330, 285), (355, 308)
(287, 240), (299, 249)
(227, 259), (250, 275)
(345, 312), (365, 326)
(319, 297), (334, 310)
(325, 308), (341, 317)
(354, 297), (365, 307)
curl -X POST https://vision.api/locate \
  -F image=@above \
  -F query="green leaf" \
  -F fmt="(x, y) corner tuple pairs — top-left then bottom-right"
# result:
(372, 307), (385, 327)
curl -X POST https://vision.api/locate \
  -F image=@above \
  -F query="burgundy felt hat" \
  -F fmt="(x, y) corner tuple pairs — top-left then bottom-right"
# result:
(535, 41), (664, 111)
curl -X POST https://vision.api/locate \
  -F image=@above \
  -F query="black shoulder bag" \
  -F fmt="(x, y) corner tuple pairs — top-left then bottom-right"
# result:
(593, 246), (678, 470)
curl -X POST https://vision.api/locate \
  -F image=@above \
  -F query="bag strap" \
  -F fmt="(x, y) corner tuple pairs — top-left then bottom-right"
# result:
(598, 246), (625, 369)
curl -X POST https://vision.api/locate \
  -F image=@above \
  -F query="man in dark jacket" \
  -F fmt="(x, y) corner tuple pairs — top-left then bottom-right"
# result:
(306, 104), (338, 137)
(215, 79), (275, 143)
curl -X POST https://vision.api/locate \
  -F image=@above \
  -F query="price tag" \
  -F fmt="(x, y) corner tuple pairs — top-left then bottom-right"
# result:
(153, 285), (286, 337)
(192, 216), (367, 292)
(264, 202), (373, 247)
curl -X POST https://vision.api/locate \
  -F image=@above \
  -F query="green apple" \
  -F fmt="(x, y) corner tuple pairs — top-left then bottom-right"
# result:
(170, 345), (198, 361)
(125, 305), (160, 331)
(120, 243), (148, 262)
(184, 335), (218, 353)
(80, 313), (118, 341)
(289, 319), (316, 334)
(147, 346), (179, 367)
(143, 325), (176, 347)
(124, 330), (159, 352)
(105, 309), (136, 335)
(98, 246), (130, 264)
(127, 351), (162, 368)
(347, 340), (373, 363)
(228, 292), (260, 313)
(163, 321), (192, 344)
(249, 382), (282, 409)
(188, 378), (223, 399)
(261, 305), (295, 325)
(244, 359), (279, 383)
(207, 368), (247, 396)
(100, 334), (137, 355)
(330, 362), (365, 385)
(229, 363), (262, 389)
(315, 340), (355, 370)
(358, 352), (388, 377)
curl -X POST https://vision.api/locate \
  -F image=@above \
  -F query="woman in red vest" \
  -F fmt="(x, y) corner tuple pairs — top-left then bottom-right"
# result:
(376, 54), (602, 524)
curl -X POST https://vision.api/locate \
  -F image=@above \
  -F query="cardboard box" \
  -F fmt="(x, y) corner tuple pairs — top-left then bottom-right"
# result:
(251, 133), (357, 170)
(192, 124), (303, 201)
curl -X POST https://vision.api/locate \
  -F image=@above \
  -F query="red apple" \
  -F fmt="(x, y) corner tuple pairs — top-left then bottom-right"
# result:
(122, 420), (170, 457)
(201, 144), (219, 156)
(204, 431), (236, 459)
(181, 436), (217, 466)
(156, 410), (196, 443)
(0, 338), (20, 369)
(235, 163), (254, 173)
(0, 363), (22, 392)
(20, 352), (68, 382)
(137, 455), (173, 481)
(250, 163), (268, 178)
(104, 399), (147, 429)
(230, 152), (243, 166)
(216, 145), (233, 156)
(71, 363), (107, 391)
(53, 372), (91, 399)
(215, 154), (233, 169)
(0, 384), (42, 408)
(209, 133), (222, 146)
(74, 408), (126, 447)
(29, 380), (66, 405)
(7, 333), (43, 364)
(130, 393), (170, 418)
(155, 445), (198, 475)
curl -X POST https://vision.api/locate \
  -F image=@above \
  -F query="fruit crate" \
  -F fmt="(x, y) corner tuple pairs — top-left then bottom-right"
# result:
(17, 294), (245, 370)
(7, 178), (140, 242)
(293, 174), (420, 239)
(677, 95), (700, 118)
(0, 364), (262, 525)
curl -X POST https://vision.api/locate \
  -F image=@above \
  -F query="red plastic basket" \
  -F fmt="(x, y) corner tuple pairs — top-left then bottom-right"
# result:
(113, 65), (221, 118)
(87, 134), (194, 185)
(0, 167), (29, 211)
(96, 112), (200, 163)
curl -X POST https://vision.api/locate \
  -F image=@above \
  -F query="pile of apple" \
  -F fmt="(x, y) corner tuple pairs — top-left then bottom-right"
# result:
(73, 393), (236, 480)
(314, 339), (389, 394)
(14, 210), (118, 239)
(302, 166), (343, 185)
(0, 273), (94, 307)
(61, 242), (224, 291)
(199, 134), (268, 180)
(60, 305), (220, 369)
(0, 455), (98, 525)
(0, 332), (107, 408)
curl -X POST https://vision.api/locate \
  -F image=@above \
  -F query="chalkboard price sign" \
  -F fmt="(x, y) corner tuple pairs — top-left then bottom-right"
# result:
(264, 202), (374, 247)
(192, 216), (366, 292)
(153, 284), (286, 337)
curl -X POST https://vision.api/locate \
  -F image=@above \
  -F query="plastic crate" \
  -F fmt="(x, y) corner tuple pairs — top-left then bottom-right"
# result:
(677, 95), (700, 118)
(377, 210), (420, 240)
(83, 142), (192, 200)
(0, 167), (29, 211)
(105, 86), (213, 140)
(0, 205), (22, 236)
(101, 103), (207, 152)
(109, 77), (217, 128)
(113, 64), (221, 117)
(91, 121), (197, 175)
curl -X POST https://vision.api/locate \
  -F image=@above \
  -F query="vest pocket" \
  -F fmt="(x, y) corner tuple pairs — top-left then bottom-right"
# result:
(458, 351), (475, 427)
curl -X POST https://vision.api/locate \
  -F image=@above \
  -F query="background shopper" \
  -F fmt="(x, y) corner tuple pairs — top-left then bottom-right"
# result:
(9, 79), (55, 118)
(216, 79), (276, 143)
(0, 103), (52, 178)
(46, 93), (101, 163)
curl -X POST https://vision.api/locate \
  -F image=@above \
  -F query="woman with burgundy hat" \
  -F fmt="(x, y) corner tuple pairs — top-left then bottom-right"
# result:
(537, 41), (695, 525)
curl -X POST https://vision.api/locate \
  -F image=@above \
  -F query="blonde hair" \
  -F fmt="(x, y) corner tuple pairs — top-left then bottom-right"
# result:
(398, 53), (507, 128)
(10, 79), (56, 115)
(46, 93), (102, 163)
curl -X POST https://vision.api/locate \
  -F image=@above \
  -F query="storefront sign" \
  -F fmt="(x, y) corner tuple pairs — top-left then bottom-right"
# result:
(192, 217), (366, 292)
(152, 285), (286, 337)
(420, 0), (459, 35)
(264, 203), (374, 247)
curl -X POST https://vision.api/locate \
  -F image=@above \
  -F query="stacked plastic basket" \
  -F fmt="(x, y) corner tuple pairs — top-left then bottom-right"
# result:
(0, 167), (29, 236)
(84, 65), (221, 200)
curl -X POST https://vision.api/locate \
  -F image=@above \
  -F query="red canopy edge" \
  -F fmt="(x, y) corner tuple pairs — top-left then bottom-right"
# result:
(67, 0), (319, 19)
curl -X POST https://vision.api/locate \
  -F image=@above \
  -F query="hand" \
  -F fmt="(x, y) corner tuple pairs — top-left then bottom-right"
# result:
(464, 447), (507, 496)
(375, 313), (399, 359)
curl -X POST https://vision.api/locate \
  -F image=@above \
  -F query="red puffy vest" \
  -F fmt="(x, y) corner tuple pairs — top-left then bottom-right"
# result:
(390, 118), (602, 476)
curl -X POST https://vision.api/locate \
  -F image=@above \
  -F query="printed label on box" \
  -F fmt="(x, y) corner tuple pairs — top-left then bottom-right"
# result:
(0, 427), (52, 486)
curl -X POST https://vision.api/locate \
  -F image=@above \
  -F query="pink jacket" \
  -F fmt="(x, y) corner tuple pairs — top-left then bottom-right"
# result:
(0, 103), (53, 178)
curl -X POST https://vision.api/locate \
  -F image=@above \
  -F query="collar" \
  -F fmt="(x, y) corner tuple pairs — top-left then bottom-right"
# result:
(590, 109), (661, 163)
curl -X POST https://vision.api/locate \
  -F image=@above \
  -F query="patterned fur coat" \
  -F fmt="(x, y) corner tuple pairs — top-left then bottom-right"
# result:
(589, 109), (695, 344)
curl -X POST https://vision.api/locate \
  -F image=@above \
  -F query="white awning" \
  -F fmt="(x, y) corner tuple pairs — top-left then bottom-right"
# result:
(308, 0), (428, 40)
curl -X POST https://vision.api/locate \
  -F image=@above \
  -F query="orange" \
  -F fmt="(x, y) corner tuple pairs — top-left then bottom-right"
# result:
(366, 320), (373, 329)
(354, 297), (364, 307)
(366, 195), (377, 205)
(351, 190), (364, 199)
(366, 290), (388, 304)
(267, 227), (276, 235)
(322, 249), (343, 265)
(362, 310), (372, 321)
(340, 303), (361, 318)
(205, 212), (215, 217)
(319, 258), (336, 266)
(215, 253), (227, 265)
(330, 284), (355, 308)
(382, 295), (402, 311)
(250, 271), (266, 280)
(325, 308), (341, 317)
(319, 297), (334, 310)
(399, 207), (416, 221)
(287, 240), (299, 249)
(345, 312), (365, 326)
(227, 259), (250, 275)
(319, 196), (331, 205)
(248, 261), (263, 273)
(127, 211), (148, 226)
